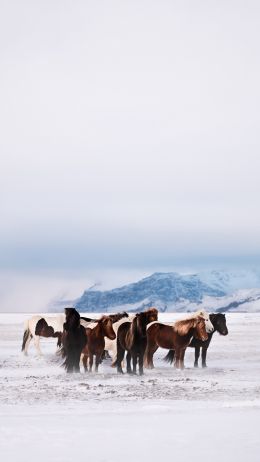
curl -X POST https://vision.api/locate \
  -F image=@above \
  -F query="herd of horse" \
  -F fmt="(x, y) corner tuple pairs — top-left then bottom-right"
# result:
(21, 307), (228, 374)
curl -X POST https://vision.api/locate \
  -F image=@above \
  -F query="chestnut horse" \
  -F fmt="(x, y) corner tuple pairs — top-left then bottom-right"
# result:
(81, 316), (116, 372)
(116, 308), (158, 376)
(145, 314), (208, 370)
(61, 308), (87, 373)
(164, 313), (228, 368)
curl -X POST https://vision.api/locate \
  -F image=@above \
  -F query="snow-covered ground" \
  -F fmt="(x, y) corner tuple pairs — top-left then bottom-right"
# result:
(0, 313), (260, 462)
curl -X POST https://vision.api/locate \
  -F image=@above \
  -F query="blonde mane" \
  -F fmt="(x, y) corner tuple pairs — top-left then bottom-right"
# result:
(173, 317), (197, 336)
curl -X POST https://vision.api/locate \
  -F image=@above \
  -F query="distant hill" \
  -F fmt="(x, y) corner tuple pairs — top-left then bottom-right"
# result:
(58, 270), (258, 313)
(74, 272), (225, 312)
(48, 270), (260, 313)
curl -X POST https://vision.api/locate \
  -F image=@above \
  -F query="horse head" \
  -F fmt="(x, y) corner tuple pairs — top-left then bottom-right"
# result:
(64, 307), (81, 331)
(100, 316), (116, 340)
(196, 310), (214, 333)
(135, 313), (147, 338)
(210, 313), (228, 336)
(194, 317), (208, 341)
(146, 307), (158, 324)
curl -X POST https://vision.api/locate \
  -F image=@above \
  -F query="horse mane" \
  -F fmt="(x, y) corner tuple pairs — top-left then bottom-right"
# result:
(127, 316), (138, 346)
(173, 317), (197, 336)
(145, 307), (158, 316)
(64, 307), (81, 330)
(109, 312), (129, 323)
(98, 315), (111, 322)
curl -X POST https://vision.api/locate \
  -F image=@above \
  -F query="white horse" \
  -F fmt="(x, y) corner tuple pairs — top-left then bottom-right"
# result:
(22, 314), (65, 356)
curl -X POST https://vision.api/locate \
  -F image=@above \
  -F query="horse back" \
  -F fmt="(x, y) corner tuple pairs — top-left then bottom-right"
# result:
(117, 321), (132, 351)
(148, 323), (190, 350)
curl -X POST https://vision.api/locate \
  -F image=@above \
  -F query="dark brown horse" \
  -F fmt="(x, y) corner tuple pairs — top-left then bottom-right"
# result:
(145, 314), (208, 370)
(61, 308), (87, 373)
(81, 316), (116, 372)
(116, 308), (158, 376)
(164, 313), (228, 368)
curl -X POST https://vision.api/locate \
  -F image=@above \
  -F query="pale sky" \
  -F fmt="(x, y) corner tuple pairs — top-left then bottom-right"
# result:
(1, 1), (260, 310)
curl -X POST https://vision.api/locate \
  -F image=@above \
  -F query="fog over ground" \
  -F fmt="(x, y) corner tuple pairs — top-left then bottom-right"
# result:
(1, 1), (260, 311)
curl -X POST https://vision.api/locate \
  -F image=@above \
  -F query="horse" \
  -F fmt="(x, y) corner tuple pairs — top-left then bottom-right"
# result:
(116, 308), (158, 375)
(21, 314), (65, 356)
(144, 313), (208, 370)
(61, 308), (87, 373)
(79, 312), (131, 363)
(164, 313), (228, 368)
(81, 316), (116, 372)
(104, 313), (135, 365)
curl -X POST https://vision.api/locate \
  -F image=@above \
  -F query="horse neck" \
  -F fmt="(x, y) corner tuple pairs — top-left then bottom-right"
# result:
(103, 322), (114, 339)
(183, 326), (196, 342)
(209, 314), (218, 333)
(93, 321), (104, 338)
(111, 313), (127, 323)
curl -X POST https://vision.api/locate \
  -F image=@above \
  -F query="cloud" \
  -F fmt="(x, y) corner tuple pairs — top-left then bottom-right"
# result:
(0, 1), (260, 311)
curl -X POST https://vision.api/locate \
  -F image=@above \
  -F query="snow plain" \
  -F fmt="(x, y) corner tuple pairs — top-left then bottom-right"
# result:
(0, 313), (260, 462)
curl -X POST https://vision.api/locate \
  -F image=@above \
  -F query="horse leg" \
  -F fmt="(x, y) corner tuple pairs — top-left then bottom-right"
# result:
(34, 335), (42, 356)
(139, 352), (144, 376)
(180, 349), (186, 370)
(23, 333), (33, 356)
(82, 354), (88, 372)
(174, 349), (181, 369)
(145, 344), (158, 369)
(126, 351), (132, 374)
(132, 353), (137, 375)
(116, 342), (125, 374)
(95, 352), (102, 372)
(89, 353), (94, 372)
(201, 346), (208, 368)
(194, 346), (200, 367)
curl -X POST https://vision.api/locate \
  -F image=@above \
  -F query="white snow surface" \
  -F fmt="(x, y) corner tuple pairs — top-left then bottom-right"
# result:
(0, 312), (260, 462)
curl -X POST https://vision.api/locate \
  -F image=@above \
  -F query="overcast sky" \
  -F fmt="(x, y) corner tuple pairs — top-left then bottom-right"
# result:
(1, 1), (260, 310)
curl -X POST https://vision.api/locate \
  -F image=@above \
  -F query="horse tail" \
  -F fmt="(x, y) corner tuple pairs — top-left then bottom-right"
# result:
(56, 345), (66, 358)
(163, 350), (175, 364)
(21, 320), (31, 352)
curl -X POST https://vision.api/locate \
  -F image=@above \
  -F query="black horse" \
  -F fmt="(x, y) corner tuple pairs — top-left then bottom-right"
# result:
(164, 313), (228, 368)
(61, 308), (87, 373)
(116, 308), (158, 375)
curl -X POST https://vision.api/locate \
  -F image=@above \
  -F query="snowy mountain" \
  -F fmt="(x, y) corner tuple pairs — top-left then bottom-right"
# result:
(71, 270), (260, 313)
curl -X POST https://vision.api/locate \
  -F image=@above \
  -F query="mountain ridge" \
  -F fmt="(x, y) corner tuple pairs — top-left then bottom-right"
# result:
(49, 270), (260, 313)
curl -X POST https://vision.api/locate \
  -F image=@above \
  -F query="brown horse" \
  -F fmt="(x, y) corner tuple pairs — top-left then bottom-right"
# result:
(81, 316), (116, 372)
(116, 308), (158, 375)
(164, 313), (228, 368)
(145, 315), (208, 370)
